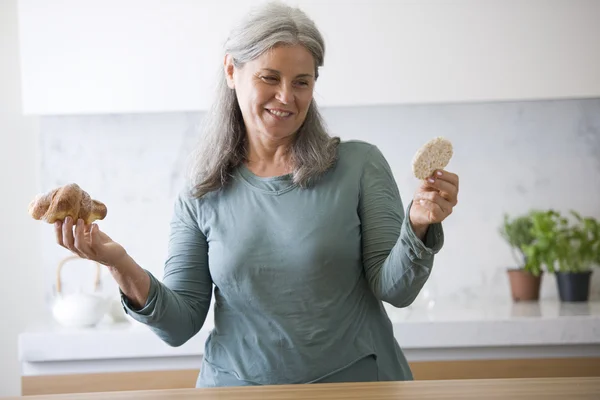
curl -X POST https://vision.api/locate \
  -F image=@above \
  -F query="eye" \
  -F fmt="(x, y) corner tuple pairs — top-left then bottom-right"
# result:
(260, 76), (278, 83)
(295, 80), (309, 87)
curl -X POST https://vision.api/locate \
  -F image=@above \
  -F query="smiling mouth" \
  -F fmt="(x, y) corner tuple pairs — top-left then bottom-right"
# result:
(266, 109), (293, 118)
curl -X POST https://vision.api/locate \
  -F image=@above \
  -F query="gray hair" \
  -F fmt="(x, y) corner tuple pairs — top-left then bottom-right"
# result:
(186, 1), (340, 198)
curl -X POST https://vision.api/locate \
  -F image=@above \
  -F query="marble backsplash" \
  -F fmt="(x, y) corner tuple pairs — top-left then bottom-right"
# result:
(38, 98), (600, 308)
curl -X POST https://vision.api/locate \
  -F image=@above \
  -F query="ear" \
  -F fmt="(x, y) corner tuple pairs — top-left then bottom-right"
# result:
(224, 54), (235, 89)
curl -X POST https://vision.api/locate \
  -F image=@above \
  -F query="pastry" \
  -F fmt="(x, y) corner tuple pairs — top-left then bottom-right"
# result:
(28, 183), (107, 224)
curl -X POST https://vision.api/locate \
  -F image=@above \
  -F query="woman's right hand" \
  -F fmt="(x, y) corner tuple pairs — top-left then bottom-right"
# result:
(55, 217), (128, 268)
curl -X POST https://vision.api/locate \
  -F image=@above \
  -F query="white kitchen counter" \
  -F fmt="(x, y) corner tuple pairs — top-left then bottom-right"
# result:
(18, 298), (600, 376)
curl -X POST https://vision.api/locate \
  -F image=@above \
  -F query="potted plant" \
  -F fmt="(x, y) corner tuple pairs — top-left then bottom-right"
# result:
(523, 209), (600, 302)
(499, 213), (541, 301)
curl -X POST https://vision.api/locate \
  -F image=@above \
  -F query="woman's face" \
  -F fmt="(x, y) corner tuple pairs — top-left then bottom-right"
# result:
(225, 44), (316, 144)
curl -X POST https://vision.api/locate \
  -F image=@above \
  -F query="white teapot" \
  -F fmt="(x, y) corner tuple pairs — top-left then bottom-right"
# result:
(51, 256), (110, 328)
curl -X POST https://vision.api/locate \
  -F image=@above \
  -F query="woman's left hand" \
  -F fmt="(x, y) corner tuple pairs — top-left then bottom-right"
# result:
(409, 169), (459, 233)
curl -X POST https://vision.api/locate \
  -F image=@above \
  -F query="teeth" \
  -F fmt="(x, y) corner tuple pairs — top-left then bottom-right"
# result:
(268, 109), (291, 117)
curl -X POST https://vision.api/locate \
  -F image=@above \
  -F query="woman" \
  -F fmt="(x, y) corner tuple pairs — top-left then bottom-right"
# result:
(56, 2), (459, 387)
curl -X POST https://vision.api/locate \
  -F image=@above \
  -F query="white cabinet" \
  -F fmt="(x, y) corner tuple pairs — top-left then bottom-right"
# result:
(17, 0), (600, 115)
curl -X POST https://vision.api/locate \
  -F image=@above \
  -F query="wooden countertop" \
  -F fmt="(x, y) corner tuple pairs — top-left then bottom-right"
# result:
(5, 377), (600, 399)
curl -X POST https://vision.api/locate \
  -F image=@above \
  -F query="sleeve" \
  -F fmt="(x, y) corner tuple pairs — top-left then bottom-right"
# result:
(121, 189), (213, 347)
(358, 145), (444, 308)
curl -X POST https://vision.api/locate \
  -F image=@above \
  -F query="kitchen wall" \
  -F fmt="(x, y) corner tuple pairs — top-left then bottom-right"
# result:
(37, 98), (600, 309)
(0, 0), (44, 396)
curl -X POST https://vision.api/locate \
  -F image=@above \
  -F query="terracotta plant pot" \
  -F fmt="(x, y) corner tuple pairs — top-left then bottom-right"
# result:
(507, 269), (543, 302)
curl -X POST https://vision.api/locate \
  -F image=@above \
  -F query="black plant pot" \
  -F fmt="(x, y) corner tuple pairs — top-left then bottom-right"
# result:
(555, 271), (593, 302)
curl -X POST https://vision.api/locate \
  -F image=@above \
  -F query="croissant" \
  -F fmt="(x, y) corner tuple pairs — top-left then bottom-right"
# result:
(28, 183), (108, 224)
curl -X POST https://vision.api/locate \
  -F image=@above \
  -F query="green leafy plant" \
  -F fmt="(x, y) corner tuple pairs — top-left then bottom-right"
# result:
(522, 209), (600, 274)
(564, 211), (600, 271)
(499, 213), (539, 275)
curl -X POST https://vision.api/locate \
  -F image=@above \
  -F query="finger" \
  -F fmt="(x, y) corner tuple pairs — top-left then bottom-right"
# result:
(74, 219), (92, 258)
(62, 216), (84, 258)
(416, 191), (453, 215)
(424, 177), (458, 204)
(62, 216), (74, 249)
(89, 224), (99, 247)
(432, 170), (459, 190)
(54, 220), (65, 248)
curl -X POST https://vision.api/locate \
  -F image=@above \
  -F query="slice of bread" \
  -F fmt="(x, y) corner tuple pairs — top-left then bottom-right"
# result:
(412, 137), (453, 179)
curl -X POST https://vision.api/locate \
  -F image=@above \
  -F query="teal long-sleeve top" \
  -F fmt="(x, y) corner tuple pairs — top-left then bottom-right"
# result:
(122, 140), (444, 387)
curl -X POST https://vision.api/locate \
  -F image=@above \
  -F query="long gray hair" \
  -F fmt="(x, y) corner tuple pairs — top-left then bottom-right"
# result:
(186, 1), (340, 198)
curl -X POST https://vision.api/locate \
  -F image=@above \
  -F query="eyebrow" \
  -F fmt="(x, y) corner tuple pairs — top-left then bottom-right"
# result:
(262, 68), (314, 79)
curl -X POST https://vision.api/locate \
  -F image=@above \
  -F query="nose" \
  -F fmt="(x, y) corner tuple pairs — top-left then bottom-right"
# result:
(275, 82), (294, 105)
